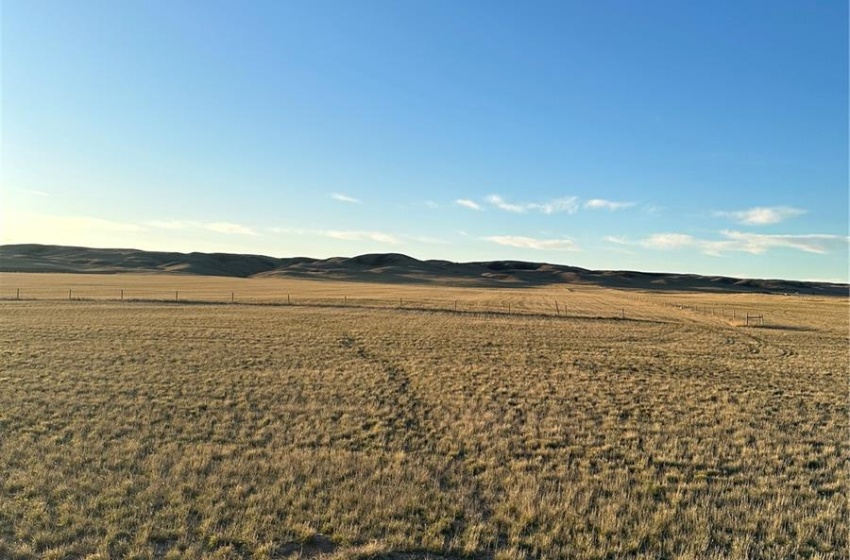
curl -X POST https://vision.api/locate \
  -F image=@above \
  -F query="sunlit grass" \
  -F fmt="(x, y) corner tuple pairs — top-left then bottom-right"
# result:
(0, 276), (846, 559)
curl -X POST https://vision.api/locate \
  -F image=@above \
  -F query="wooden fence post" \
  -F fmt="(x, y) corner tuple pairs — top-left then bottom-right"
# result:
(16, 288), (20, 300)
(69, 289), (72, 300)
(231, 292), (235, 303)
(121, 289), (124, 301)
(555, 301), (560, 316)
(175, 290), (179, 302)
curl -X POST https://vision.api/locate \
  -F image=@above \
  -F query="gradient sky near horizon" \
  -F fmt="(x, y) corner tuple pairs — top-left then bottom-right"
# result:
(2, 0), (848, 282)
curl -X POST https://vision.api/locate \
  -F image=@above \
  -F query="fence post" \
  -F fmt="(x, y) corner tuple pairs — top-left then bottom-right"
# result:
(231, 292), (235, 303)
(555, 301), (560, 316)
(287, 294), (291, 305)
(16, 288), (19, 300)
(454, 300), (457, 312)
(121, 289), (124, 301)
(507, 302), (511, 314)
(69, 289), (72, 301)
(175, 290), (179, 302)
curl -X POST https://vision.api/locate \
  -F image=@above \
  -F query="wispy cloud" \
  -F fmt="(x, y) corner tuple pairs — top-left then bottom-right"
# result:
(268, 226), (303, 235)
(640, 233), (695, 250)
(147, 220), (257, 235)
(584, 199), (635, 211)
(331, 193), (361, 204)
(483, 235), (578, 251)
(606, 231), (849, 256)
(455, 199), (482, 211)
(531, 197), (580, 215)
(324, 230), (400, 244)
(715, 206), (806, 225)
(1, 213), (147, 247)
(54, 216), (146, 233)
(205, 222), (258, 235)
(146, 220), (193, 230)
(20, 188), (49, 197)
(410, 235), (450, 245)
(486, 195), (579, 215)
(268, 227), (400, 244)
(716, 230), (847, 255)
(486, 195), (526, 213)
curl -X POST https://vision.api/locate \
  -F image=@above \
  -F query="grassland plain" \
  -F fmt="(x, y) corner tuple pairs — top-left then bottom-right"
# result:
(0, 273), (847, 559)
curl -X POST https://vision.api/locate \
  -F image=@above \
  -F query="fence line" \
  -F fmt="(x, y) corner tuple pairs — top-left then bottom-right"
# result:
(0, 287), (768, 325)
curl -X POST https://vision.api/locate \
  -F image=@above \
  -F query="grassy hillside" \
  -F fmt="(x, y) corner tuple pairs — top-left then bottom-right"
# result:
(2, 244), (846, 295)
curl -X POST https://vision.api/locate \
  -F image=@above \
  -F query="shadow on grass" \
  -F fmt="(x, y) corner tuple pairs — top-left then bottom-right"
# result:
(116, 297), (675, 325)
(246, 534), (495, 560)
(747, 324), (819, 332)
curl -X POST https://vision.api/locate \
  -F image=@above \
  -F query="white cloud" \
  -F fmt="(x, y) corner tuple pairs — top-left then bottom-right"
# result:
(33, 215), (146, 233)
(455, 199), (482, 210)
(268, 226), (296, 235)
(324, 230), (400, 244)
(19, 188), (49, 197)
(530, 197), (580, 215)
(718, 230), (847, 255)
(204, 222), (258, 235)
(584, 199), (635, 211)
(605, 230), (849, 256)
(716, 206), (806, 225)
(483, 235), (578, 251)
(410, 235), (450, 245)
(66, 216), (145, 232)
(146, 220), (193, 230)
(0, 212), (146, 246)
(331, 193), (361, 204)
(486, 195), (526, 213)
(267, 227), (401, 244)
(641, 233), (695, 250)
(486, 194), (579, 214)
(147, 220), (257, 235)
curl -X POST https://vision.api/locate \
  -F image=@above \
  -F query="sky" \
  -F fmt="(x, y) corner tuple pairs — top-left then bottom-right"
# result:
(2, 0), (848, 282)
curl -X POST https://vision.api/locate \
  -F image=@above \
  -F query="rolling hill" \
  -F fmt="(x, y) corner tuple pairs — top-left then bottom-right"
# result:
(0, 243), (846, 295)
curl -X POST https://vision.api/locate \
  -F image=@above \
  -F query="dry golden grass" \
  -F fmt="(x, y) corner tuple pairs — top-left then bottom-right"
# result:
(0, 273), (847, 559)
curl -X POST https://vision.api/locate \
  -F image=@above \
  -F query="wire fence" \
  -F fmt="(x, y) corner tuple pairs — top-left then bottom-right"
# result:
(0, 286), (771, 325)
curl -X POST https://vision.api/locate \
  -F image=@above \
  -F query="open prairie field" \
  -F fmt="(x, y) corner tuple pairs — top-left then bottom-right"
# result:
(0, 273), (847, 559)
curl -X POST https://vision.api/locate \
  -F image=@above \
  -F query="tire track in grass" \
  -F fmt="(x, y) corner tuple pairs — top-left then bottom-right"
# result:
(336, 331), (504, 556)
(337, 332), (424, 451)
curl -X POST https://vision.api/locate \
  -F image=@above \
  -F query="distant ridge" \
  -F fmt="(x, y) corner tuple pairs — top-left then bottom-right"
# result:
(1, 243), (846, 296)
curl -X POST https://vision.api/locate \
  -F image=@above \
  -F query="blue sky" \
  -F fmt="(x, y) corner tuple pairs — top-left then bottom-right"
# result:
(2, 0), (847, 281)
